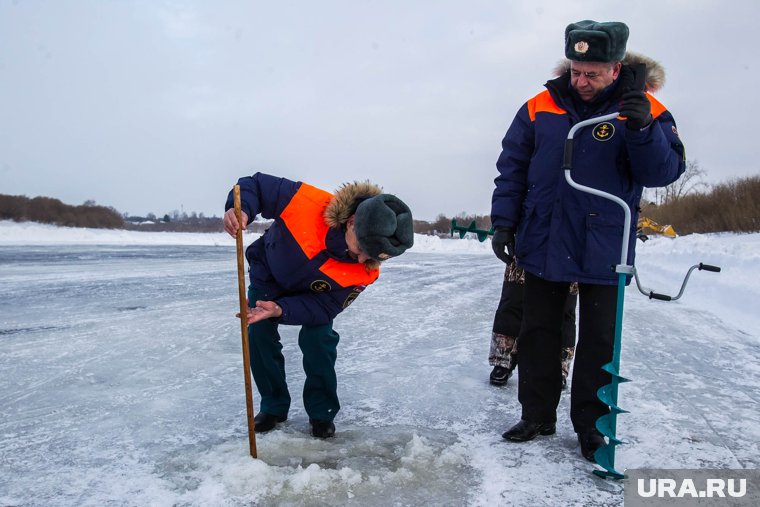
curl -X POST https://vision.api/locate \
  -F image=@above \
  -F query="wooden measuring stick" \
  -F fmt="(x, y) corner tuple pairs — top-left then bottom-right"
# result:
(234, 184), (257, 458)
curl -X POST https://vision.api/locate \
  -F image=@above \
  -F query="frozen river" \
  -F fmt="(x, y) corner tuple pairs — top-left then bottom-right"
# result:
(1, 239), (758, 506)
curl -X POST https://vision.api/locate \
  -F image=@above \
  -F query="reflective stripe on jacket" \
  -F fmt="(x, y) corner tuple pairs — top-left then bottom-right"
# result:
(226, 172), (379, 325)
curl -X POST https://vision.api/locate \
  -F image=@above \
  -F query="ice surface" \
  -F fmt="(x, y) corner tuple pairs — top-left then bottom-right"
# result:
(1, 221), (759, 506)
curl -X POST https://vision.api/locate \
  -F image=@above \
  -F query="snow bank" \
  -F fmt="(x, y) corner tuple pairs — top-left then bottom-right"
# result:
(0, 220), (238, 246)
(0, 220), (491, 253)
(633, 232), (760, 335)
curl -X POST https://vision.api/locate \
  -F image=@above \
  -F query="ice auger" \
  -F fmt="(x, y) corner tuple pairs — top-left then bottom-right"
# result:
(450, 218), (494, 242)
(563, 112), (721, 479)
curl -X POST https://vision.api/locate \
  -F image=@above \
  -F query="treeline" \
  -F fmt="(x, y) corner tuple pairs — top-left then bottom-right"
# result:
(123, 213), (275, 233)
(413, 214), (491, 236)
(3, 174), (759, 236)
(0, 194), (123, 229)
(642, 175), (760, 235)
(430, 175), (760, 239)
(124, 214), (225, 233)
(0, 194), (273, 234)
(0, 191), (487, 236)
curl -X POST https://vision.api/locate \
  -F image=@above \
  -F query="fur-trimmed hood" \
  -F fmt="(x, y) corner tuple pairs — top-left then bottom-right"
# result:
(324, 181), (383, 228)
(553, 51), (666, 93)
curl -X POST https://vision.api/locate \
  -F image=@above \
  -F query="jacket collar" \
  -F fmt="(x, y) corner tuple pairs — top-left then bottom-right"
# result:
(325, 226), (358, 263)
(545, 72), (621, 120)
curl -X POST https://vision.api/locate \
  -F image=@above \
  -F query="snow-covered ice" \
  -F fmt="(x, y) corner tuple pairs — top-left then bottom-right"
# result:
(1, 220), (758, 506)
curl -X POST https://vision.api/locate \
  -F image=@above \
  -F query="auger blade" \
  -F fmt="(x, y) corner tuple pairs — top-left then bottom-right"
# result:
(601, 362), (631, 382)
(593, 437), (625, 479)
(595, 414), (625, 444)
(594, 360), (631, 480)
(593, 468), (625, 480)
(594, 441), (624, 471)
(597, 385), (630, 412)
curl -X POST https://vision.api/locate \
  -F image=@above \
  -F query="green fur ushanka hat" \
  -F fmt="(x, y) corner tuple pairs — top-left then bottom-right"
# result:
(354, 194), (414, 261)
(565, 20), (629, 62)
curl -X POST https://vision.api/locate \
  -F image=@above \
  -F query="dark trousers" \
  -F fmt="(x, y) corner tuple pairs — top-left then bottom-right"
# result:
(518, 272), (617, 432)
(492, 276), (576, 348)
(247, 287), (341, 422)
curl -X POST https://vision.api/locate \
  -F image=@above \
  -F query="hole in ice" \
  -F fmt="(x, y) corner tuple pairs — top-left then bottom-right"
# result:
(162, 424), (477, 505)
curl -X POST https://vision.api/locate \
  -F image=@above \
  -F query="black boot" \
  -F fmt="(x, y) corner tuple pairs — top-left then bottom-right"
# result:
(489, 365), (513, 386)
(502, 419), (556, 442)
(309, 419), (336, 438)
(578, 429), (606, 462)
(253, 412), (287, 432)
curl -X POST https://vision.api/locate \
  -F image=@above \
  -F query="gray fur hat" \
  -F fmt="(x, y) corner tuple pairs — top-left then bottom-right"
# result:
(354, 194), (414, 261)
(565, 20), (629, 62)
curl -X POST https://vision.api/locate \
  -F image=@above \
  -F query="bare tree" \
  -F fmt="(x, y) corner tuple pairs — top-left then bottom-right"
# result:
(644, 159), (708, 205)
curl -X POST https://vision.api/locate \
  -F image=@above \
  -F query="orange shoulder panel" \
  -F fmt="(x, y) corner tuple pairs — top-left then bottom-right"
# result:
(646, 93), (668, 119)
(280, 183), (333, 259)
(320, 258), (379, 287)
(527, 90), (567, 122)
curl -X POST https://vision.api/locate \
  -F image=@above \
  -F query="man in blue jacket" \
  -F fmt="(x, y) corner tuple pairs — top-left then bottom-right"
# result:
(490, 20), (685, 461)
(224, 173), (413, 438)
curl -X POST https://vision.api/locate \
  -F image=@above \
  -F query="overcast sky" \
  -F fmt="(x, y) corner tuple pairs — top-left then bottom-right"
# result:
(1, 0), (758, 221)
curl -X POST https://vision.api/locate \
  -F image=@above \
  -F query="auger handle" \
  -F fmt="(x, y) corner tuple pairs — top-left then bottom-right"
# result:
(634, 261), (721, 302)
(562, 139), (574, 170)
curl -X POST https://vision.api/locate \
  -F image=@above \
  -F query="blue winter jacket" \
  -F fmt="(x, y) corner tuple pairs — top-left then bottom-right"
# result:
(225, 173), (380, 326)
(491, 64), (685, 285)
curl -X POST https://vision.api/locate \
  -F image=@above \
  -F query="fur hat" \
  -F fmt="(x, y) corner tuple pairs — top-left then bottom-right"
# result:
(565, 20), (629, 62)
(354, 194), (414, 261)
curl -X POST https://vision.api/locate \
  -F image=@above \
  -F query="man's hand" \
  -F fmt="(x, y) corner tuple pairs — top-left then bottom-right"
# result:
(237, 300), (283, 324)
(491, 227), (516, 264)
(620, 90), (652, 130)
(224, 208), (249, 237)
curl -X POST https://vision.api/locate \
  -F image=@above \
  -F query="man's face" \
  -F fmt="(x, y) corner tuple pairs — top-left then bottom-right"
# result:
(345, 215), (373, 264)
(569, 61), (621, 102)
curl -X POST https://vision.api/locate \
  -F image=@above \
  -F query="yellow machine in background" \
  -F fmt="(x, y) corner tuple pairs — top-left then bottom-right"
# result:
(637, 217), (676, 241)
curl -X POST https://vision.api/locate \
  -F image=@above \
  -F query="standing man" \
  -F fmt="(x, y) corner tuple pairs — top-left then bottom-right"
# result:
(224, 172), (414, 438)
(490, 20), (685, 461)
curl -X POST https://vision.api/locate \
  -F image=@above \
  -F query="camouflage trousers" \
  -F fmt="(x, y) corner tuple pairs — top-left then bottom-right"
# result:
(489, 333), (518, 370)
(490, 332), (575, 382)
(490, 260), (578, 381)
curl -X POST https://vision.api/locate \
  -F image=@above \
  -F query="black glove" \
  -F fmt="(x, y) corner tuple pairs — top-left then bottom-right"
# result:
(620, 90), (652, 130)
(616, 65), (636, 93)
(491, 227), (515, 264)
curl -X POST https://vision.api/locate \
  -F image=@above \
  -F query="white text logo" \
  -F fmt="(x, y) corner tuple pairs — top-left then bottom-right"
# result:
(637, 478), (747, 498)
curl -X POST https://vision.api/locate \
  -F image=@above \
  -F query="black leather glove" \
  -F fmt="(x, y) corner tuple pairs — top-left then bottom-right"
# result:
(491, 227), (515, 264)
(620, 90), (652, 130)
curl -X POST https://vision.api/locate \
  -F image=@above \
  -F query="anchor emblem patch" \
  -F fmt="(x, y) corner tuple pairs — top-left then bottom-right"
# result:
(592, 122), (615, 142)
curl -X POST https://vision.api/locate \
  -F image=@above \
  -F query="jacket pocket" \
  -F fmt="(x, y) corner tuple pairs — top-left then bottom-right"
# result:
(516, 202), (551, 259)
(583, 213), (624, 274)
